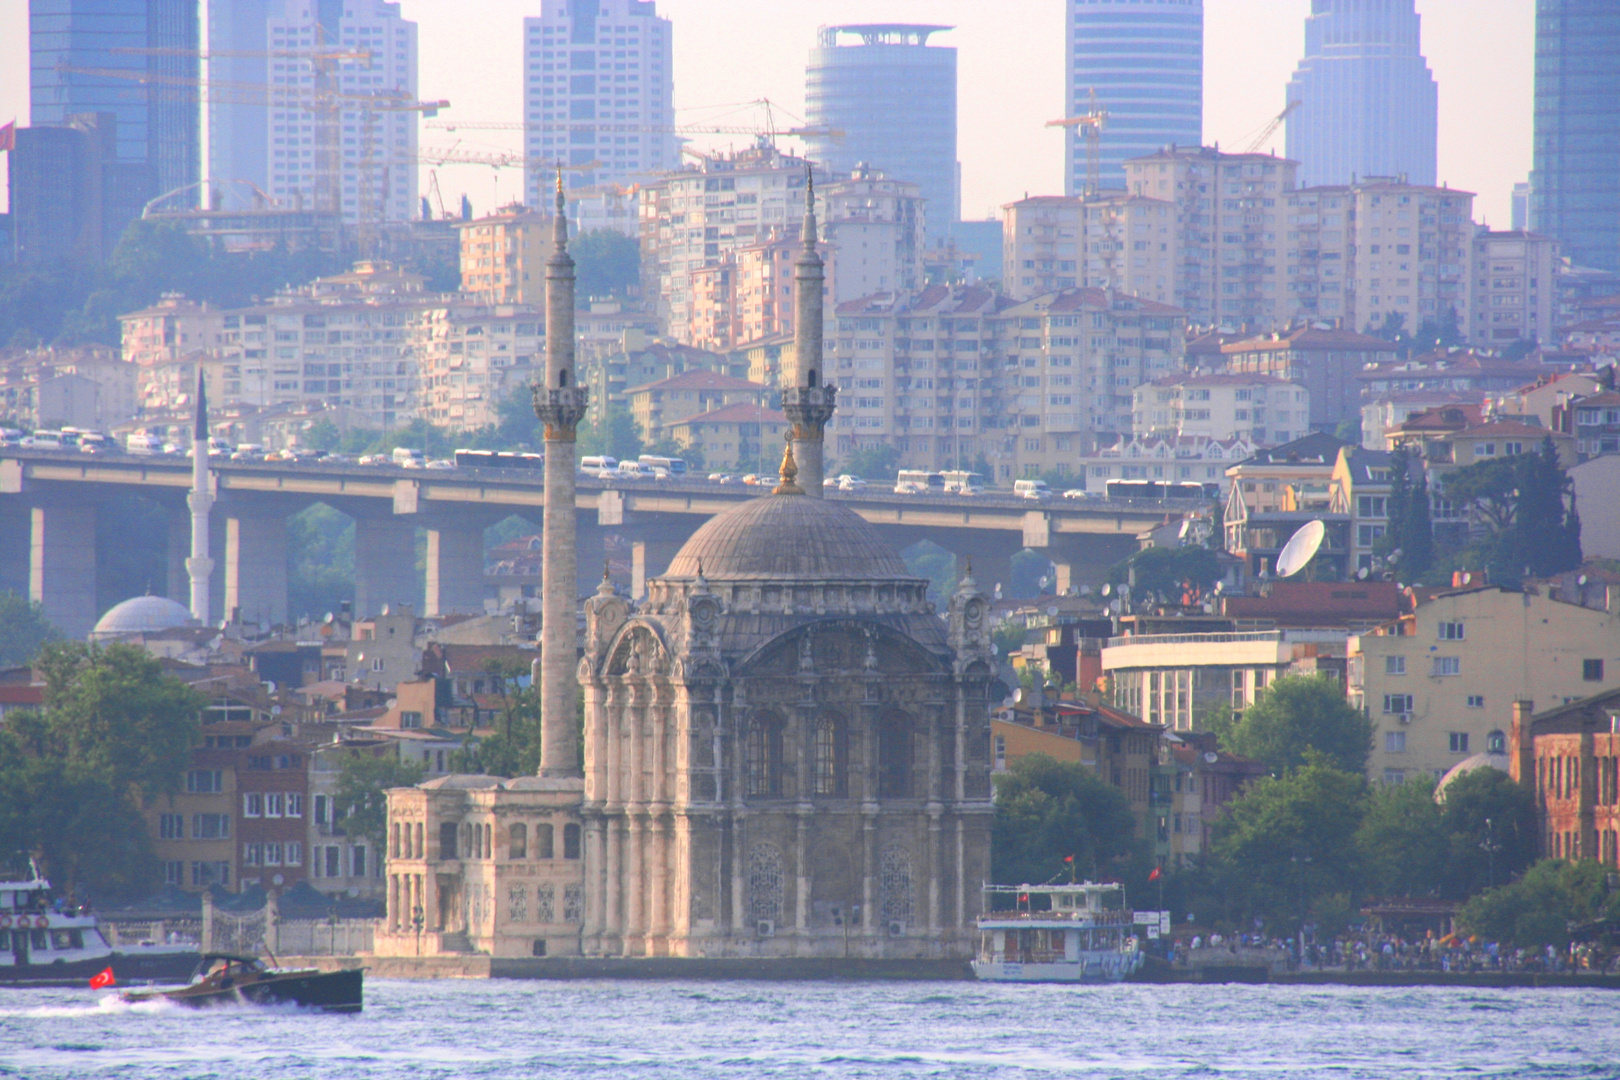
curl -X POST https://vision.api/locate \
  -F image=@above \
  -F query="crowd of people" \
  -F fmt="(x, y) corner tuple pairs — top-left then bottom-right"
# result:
(1165, 930), (1617, 975)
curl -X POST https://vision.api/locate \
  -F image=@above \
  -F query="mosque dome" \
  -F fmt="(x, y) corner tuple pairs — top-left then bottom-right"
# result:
(91, 595), (194, 639)
(1434, 750), (1510, 802)
(664, 492), (914, 582)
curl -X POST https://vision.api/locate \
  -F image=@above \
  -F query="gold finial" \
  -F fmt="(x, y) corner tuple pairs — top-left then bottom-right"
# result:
(555, 166), (565, 210)
(602, 558), (611, 583)
(773, 438), (803, 495)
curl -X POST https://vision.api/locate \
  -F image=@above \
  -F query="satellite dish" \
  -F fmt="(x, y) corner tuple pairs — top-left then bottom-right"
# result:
(1101, 584), (1113, 597)
(1080, 585), (1092, 596)
(1047, 606), (1059, 617)
(1213, 581), (1225, 595)
(1579, 574), (1589, 586)
(1012, 688), (1024, 704)
(1461, 572), (1472, 585)
(1204, 751), (1219, 764)
(1356, 567), (1369, 581)
(1276, 520), (1327, 578)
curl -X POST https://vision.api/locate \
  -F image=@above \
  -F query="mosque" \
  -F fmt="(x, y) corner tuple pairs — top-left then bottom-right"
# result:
(373, 178), (996, 961)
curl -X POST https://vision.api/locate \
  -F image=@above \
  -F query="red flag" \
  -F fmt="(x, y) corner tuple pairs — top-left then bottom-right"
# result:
(1148, 866), (1161, 882)
(0, 123), (14, 153)
(89, 966), (116, 989)
(1063, 855), (1074, 863)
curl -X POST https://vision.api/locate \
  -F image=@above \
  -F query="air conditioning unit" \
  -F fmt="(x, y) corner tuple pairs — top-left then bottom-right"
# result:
(756, 919), (775, 937)
(888, 920), (907, 937)
(1396, 713), (1412, 725)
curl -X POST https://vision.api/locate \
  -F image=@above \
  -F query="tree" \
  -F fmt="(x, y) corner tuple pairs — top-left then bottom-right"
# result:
(287, 504), (355, 621)
(0, 593), (61, 668)
(1213, 674), (1373, 776)
(841, 443), (901, 482)
(1208, 755), (1368, 932)
(1354, 774), (1448, 898)
(449, 659), (543, 778)
(1369, 311), (1408, 343)
(1379, 445), (1433, 580)
(992, 754), (1139, 887)
(1511, 435), (1582, 577)
(303, 418), (343, 452)
(1335, 416), (1363, 445)
(333, 751), (425, 854)
(1438, 767), (1539, 898)
(578, 403), (643, 461)
(1458, 858), (1620, 949)
(30, 642), (204, 802)
(572, 228), (640, 299)
(646, 435), (704, 473)
(1106, 545), (1220, 603)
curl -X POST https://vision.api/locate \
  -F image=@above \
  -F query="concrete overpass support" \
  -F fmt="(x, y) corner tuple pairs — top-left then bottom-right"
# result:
(224, 514), (289, 626)
(424, 522), (487, 617)
(354, 518), (419, 618)
(30, 501), (97, 639)
(630, 530), (691, 598)
(1045, 535), (1139, 596)
(166, 511), (189, 607)
(0, 496), (29, 599)
(931, 533), (1024, 600)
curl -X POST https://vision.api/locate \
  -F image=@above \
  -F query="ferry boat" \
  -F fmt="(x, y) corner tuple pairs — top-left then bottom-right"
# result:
(0, 867), (199, 987)
(972, 882), (1145, 983)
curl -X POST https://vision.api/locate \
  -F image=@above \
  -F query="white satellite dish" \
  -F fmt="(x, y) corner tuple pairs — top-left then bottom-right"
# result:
(1276, 520), (1327, 579)
(1101, 583), (1113, 597)
(1204, 751), (1219, 764)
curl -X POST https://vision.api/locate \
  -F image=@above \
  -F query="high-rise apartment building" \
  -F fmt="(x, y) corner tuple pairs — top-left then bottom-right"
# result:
(1002, 195), (1179, 307)
(1532, 0), (1620, 273)
(206, 0), (270, 209)
(1125, 147), (1299, 329)
(29, 0), (198, 209)
(265, 0), (419, 226)
(522, 0), (677, 205)
(1066, 0), (1203, 196)
(1470, 230), (1558, 346)
(1285, 0), (1439, 189)
(804, 24), (958, 233)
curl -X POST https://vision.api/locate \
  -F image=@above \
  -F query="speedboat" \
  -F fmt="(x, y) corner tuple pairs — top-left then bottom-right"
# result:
(121, 953), (363, 1013)
(972, 882), (1146, 983)
(0, 868), (197, 987)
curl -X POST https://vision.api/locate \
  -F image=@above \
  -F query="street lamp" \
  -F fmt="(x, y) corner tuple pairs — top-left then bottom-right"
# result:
(1481, 817), (1500, 889)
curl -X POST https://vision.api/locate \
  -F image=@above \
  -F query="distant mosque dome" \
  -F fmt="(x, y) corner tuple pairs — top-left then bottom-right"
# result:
(1434, 749), (1510, 802)
(91, 596), (194, 640)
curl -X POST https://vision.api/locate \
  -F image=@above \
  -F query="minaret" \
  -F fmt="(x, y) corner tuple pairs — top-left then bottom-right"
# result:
(186, 367), (214, 625)
(532, 173), (589, 779)
(781, 166), (837, 497)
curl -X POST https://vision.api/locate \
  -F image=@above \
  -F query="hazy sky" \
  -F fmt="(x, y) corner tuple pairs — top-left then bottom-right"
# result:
(0, 0), (1532, 226)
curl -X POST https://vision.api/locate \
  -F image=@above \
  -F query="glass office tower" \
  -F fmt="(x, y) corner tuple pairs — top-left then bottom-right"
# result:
(1532, 0), (1620, 272)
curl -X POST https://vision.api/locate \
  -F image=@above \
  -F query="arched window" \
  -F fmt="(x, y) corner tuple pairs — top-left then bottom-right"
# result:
(414, 822), (423, 860)
(558, 368), (570, 388)
(808, 368), (819, 387)
(880, 846), (915, 925)
(878, 713), (913, 798)
(745, 715), (783, 797)
(1487, 730), (1506, 755)
(563, 823), (582, 859)
(535, 823), (555, 859)
(747, 843), (784, 926)
(508, 823), (527, 860)
(813, 715), (846, 797)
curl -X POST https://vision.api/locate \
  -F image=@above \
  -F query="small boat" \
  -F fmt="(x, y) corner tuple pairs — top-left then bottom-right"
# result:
(0, 868), (197, 988)
(121, 953), (363, 1013)
(972, 882), (1146, 983)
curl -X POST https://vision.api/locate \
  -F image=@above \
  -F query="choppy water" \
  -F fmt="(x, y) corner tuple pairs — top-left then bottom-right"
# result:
(0, 978), (1616, 1079)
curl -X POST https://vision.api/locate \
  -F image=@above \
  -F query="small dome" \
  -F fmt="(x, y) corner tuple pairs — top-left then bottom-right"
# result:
(1435, 751), (1510, 802)
(663, 493), (914, 581)
(92, 595), (194, 638)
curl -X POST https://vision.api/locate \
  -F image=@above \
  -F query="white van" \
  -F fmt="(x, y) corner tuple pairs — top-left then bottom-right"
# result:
(579, 455), (620, 478)
(392, 446), (426, 467)
(1013, 479), (1053, 501)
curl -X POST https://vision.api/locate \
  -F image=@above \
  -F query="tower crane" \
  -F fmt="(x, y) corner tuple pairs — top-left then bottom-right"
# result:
(1047, 88), (1109, 198)
(1243, 100), (1302, 156)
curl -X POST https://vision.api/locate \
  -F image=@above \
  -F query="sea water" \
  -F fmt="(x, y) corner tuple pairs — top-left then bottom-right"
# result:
(0, 978), (1616, 1079)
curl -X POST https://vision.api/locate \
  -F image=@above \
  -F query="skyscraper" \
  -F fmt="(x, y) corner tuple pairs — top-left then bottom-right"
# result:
(264, 0), (419, 226)
(522, 0), (677, 206)
(1066, 0), (1203, 196)
(29, 0), (199, 204)
(1532, 0), (1620, 273)
(804, 24), (958, 233)
(206, 0), (270, 210)
(1285, 0), (1439, 189)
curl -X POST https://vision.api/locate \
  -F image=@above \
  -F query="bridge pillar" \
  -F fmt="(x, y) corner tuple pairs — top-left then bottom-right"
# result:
(423, 521), (487, 617)
(0, 495), (28, 599)
(30, 501), (97, 639)
(354, 518), (419, 618)
(166, 510), (189, 607)
(935, 533), (1024, 600)
(630, 530), (691, 599)
(224, 513), (289, 626)
(1045, 535), (1140, 596)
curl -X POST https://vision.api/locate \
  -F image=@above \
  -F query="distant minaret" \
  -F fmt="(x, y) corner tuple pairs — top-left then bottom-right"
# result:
(186, 367), (214, 625)
(781, 166), (837, 497)
(532, 173), (588, 779)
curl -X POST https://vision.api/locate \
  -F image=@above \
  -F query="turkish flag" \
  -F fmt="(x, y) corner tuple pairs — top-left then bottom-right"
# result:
(1148, 866), (1161, 882)
(1063, 855), (1074, 863)
(89, 967), (115, 989)
(0, 123), (13, 153)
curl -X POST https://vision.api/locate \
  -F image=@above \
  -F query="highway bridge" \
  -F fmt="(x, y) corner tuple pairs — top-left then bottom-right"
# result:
(0, 448), (1188, 637)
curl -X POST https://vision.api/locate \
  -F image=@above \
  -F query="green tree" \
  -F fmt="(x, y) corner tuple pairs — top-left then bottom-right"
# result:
(1438, 767), (1539, 898)
(1106, 545), (1220, 603)
(1458, 858), (1620, 949)
(0, 593), (61, 668)
(841, 443), (901, 482)
(1209, 755), (1368, 932)
(1213, 674), (1373, 776)
(448, 659), (543, 778)
(578, 402), (644, 461)
(303, 417), (343, 451)
(1511, 435), (1582, 577)
(572, 228), (641, 299)
(1379, 445), (1433, 580)
(1335, 416), (1363, 445)
(1355, 774), (1447, 898)
(287, 504), (356, 621)
(333, 751), (425, 854)
(992, 754), (1140, 887)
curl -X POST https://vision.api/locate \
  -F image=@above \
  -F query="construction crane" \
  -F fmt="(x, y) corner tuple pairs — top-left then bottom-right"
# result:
(1047, 88), (1109, 198)
(426, 95), (843, 143)
(1244, 100), (1302, 156)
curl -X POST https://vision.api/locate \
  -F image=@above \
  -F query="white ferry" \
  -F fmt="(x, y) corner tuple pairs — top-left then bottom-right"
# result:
(0, 866), (198, 987)
(972, 882), (1145, 983)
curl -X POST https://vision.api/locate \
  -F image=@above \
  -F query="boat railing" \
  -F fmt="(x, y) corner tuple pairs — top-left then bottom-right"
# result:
(978, 909), (1135, 925)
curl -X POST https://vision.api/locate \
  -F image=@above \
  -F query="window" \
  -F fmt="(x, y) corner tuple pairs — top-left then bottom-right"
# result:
(1449, 733), (1470, 753)
(1382, 769), (1406, 786)
(314, 795), (328, 825)
(535, 823), (555, 859)
(1437, 621), (1465, 641)
(191, 861), (228, 887)
(812, 717), (845, 796)
(439, 821), (458, 860)
(1487, 730), (1506, 754)
(1432, 657), (1460, 677)
(401, 710), (422, 729)
(993, 734), (1006, 770)
(1383, 694), (1414, 715)
(164, 861), (184, 886)
(160, 813), (185, 840)
(243, 793), (263, 817)
(509, 823), (528, 860)
(351, 845), (365, 877)
(563, 823), (581, 860)
(286, 794), (303, 818)
(1584, 659), (1605, 682)
(1467, 695), (1485, 709)
(285, 842), (303, 867)
(878, 714), (913, 798)
(1385, 731), (1406, 753)
(323, 846), (341, 878)
(1385, 656), (1406, 676)
(192, 814), (229, 840)
(264, 792), (285, 818)
(263, 842), (284, 866)
(243, 843), (262, 867)
(744, 716), (781, 797)
(186, 769), (223, 794)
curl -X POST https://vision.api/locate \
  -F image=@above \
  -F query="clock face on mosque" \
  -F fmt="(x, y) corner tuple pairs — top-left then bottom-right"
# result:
(963, 598), (985, 628)
(690, 596), (719, 630)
